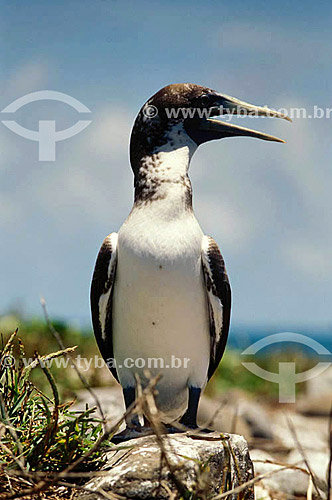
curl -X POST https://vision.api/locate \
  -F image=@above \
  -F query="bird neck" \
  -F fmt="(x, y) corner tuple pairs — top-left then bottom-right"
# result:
(132, 142), (196, 218)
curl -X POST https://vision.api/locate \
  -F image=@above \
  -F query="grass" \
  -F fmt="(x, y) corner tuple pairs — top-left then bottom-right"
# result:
(0, 330), (111, 477)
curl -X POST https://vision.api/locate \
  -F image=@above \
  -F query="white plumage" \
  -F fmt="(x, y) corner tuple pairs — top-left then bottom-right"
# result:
(112, 205), (211, 422)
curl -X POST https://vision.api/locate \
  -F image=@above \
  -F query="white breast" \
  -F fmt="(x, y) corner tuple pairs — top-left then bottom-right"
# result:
(112, 207), (210, 422)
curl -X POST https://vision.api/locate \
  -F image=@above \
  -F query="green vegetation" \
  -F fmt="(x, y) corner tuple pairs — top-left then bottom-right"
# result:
(0, 330), (111, 474)
(0, 315), (108, 399)
(210, 346), (315, 399)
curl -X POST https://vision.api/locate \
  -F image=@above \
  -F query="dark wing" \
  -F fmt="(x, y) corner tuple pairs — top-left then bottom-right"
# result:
(201, 235), (231, 381)
(90, 232), (119, 382)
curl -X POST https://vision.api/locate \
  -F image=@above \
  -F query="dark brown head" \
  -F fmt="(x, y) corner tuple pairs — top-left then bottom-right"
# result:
(130, 82), (291, 176)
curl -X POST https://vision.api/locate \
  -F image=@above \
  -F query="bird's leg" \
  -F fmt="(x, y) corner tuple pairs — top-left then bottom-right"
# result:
(179, 387), (201, 429)
(123, 386), (140, 428)
(112, 386), (151, 443)
(179, 387), (213, 433)
(164, 387), (202, 434)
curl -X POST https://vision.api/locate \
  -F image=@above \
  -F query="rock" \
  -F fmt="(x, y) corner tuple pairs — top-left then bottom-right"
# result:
(251, 449), (310, 496)
(254, 484), (272, 500)
(271, 411), (329, 452)
(251, 449), (327, 498)
(239, 400), (274, 440)
(297, 393), (332, 417)
(306, 365), (332, 398)
(288, 448), (329, 491)
(75, 433), (254, 500)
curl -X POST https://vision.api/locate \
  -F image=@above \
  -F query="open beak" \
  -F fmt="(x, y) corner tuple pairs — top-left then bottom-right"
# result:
(198, 117), (287, 143)
(187, 93), (291, 144)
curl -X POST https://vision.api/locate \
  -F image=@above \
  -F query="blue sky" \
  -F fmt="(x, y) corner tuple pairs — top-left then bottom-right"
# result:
(1, 0), (331, 331)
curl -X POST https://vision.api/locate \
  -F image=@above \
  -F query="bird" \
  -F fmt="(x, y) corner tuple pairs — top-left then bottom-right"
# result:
(91, 83), (290, 442)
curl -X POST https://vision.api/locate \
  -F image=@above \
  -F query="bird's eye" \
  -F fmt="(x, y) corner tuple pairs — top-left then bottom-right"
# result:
(199, 94), (210, 107)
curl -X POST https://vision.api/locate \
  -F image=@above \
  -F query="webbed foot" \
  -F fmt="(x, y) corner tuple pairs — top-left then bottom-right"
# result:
(111, 425), (154, 444)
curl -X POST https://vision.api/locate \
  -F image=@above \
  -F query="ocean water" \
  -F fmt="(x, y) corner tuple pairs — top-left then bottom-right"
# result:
(229, 324), (332, 357)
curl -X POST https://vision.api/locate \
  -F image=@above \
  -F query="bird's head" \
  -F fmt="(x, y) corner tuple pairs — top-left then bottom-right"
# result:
(130, 83), (291, 175)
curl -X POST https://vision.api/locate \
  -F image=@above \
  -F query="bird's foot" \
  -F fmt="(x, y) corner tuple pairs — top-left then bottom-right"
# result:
(164, 423), (187, 434)
(111, 425), (154, 444)
(186, 425), (214, 434)
(179, 421), (214, 434)
(164, 422), (213, 435)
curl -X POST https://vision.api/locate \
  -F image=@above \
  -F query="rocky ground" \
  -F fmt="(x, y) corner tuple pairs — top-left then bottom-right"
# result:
(75, 432), (254, 499)
(73, 366), (332, 499)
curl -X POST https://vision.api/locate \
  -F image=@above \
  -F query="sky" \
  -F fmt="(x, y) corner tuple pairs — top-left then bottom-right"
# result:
(0, 0), (331, 333)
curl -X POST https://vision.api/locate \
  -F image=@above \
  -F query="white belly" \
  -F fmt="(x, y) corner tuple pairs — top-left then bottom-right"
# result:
(112, 210), (210, 422)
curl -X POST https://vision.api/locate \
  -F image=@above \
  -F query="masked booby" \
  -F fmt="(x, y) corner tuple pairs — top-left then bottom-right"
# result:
(91, 83), (290, 442)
